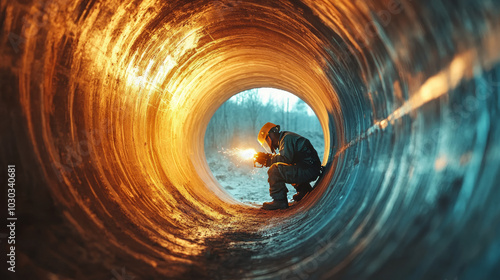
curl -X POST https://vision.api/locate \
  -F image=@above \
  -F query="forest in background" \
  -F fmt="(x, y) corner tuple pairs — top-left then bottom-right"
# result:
(204, 88), (324, 153)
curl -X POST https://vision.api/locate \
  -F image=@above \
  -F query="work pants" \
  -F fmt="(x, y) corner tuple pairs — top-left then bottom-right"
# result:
(267, 162), (320, 200)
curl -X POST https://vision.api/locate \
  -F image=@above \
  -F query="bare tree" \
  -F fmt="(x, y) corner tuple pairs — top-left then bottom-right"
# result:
(241, 89), (262, 134)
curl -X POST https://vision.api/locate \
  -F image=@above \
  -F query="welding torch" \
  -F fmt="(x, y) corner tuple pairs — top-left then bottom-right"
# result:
(253, 152), (272, 168)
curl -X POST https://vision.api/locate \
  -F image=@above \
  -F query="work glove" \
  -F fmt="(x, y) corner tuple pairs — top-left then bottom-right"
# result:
(254, 152), (272, 167)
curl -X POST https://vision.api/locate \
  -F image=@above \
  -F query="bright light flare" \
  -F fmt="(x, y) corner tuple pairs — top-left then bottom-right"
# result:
(238, 148), (257, 160)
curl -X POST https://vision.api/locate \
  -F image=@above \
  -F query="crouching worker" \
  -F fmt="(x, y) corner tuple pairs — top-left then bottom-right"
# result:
(255, 122), (321, 210)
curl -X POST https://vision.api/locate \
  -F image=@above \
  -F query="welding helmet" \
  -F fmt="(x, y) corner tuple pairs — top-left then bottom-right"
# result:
(258, 122), (279, 153)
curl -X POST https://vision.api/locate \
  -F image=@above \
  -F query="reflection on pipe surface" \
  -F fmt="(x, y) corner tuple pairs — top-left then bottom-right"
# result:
(1, 0), (500, 279)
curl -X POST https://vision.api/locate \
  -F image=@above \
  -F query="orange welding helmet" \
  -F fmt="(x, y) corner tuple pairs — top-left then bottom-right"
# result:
(258, 122), (279, 153)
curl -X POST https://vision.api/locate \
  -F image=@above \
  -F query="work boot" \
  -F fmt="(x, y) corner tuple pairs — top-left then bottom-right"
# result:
(262, 199), (289, 210)
(293, 183), (313, 202)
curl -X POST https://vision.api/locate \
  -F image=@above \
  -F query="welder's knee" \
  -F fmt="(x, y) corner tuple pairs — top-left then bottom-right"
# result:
(268, 164), (283, 186)
(268, 164), (279, 176)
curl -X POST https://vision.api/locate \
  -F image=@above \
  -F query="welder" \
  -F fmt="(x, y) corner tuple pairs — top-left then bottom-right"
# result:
(255, 122), (321, 210)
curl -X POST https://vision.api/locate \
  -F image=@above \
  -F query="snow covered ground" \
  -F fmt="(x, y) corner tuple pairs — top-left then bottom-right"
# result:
(206, 133), (325, 206)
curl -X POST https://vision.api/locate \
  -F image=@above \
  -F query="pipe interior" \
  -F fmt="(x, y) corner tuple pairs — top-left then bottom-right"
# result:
(1, 0), (500, 279)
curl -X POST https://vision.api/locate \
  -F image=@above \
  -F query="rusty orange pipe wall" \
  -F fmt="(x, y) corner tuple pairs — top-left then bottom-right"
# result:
(1, 0), (500, 279)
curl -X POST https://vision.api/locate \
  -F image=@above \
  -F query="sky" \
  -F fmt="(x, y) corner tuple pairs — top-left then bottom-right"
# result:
(229, 87), (315, 115)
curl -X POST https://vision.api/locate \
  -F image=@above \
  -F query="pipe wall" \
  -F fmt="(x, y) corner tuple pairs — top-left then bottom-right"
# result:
(1, 0), (500, 279)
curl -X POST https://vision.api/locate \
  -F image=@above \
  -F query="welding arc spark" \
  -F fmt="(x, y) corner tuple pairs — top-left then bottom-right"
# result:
(238, 148), (257, 160)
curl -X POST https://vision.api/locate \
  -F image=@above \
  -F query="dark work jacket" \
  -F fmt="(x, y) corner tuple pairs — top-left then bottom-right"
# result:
(269, 131), (321, 168)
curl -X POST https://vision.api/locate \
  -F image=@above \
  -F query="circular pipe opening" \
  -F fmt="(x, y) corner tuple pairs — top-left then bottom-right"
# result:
(204, 87), (326, 205)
